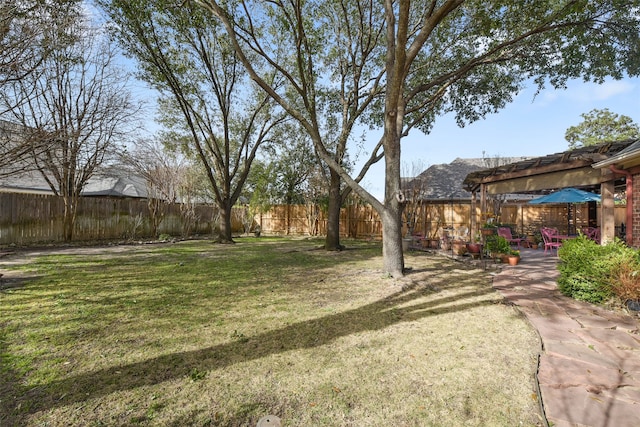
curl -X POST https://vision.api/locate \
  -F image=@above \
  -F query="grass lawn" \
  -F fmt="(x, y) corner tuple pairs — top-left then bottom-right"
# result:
(0, 237), (543, 426)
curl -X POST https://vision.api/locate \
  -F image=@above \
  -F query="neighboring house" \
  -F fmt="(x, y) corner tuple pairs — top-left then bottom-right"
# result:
(0, 167), (148, 199)
(1, 119), (148, 199)
(400, 157), (531, 241)
(404, 157), (532, 202)
(82, 170), (148, 199)
(0, 170), (53, 195)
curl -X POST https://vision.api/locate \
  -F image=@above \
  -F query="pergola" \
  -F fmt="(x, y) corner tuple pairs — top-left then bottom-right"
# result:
(462, 140), (636, 244)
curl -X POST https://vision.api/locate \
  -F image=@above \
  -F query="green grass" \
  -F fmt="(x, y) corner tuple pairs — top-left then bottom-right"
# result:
(1, 237), (543, 426)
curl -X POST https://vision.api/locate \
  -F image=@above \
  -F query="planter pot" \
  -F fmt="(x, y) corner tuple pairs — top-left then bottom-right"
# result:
(507, 255), (521, 266)
(466, 243), (482, 254)
(500, 254), (510, 264)
(531, 244), (538, 250)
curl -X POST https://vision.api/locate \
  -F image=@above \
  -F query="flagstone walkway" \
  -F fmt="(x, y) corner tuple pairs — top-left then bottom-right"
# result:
(492, 249), (640, 427)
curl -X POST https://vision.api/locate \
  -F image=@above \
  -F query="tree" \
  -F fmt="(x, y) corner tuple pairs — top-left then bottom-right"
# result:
(194, 0), (640, 277)
(99, 0), (286, 242)
(565, 108), (640, 149)
(1, 17), (139, 240)
(0, 0), (80, 86)
(119, 137), (186, 238)
(175, 0), (386, 252)
(0, 0), (81, 175)
(401, 160), (427, 237)
(243, 128), (323, 235)
(270, 128), (318, 206)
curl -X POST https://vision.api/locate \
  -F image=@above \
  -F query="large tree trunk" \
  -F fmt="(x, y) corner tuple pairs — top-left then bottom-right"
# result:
(380, 128), (404, 277)
(62, 195), (76, 242)
(381, 207), (404, 277)
(325, 169), (343, 250)
(219, 200), (234, 243)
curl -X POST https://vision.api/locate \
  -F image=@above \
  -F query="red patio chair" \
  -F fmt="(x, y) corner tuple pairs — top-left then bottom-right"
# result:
(540, 227), (562, 256)
(582, 227), (601, 244)
(497, 227), (525, 248)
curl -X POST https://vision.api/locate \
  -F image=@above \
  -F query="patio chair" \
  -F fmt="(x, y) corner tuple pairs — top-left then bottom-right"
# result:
(540, 227), (562, 256)
(582, 227), (601, 244)
(497, 227), (525, 248)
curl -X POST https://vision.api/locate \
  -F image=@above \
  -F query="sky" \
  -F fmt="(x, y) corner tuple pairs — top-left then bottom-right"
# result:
(356, 77), (640, 201)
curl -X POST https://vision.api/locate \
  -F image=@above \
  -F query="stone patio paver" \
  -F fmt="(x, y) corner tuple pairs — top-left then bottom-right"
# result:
(492, 249), (640, 427)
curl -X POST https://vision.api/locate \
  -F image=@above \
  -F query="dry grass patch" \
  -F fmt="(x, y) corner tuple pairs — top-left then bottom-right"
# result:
(0, 238), (543, 426)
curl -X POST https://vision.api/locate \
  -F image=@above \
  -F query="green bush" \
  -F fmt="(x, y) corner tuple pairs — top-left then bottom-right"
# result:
(485, 235), (510, 255)
(557, 236), (640, 304)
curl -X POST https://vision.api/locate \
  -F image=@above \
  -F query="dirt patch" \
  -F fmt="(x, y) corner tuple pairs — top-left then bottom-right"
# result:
(0, 270), (37, 291)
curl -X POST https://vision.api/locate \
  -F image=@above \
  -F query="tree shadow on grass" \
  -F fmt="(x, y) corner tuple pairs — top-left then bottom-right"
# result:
(8, 278), (498, 420)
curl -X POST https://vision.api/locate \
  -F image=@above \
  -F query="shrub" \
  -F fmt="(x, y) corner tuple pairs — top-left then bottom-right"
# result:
(557, 236), (640, 304)
(485, 235), (510, 255)
(609, 259), (640, 303)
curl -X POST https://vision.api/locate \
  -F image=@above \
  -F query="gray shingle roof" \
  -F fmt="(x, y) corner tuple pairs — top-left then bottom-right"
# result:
(405, 157), (528, 201)
(0, 168), (148, 198)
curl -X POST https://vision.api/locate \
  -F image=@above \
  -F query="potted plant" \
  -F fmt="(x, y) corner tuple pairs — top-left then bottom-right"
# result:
(507, 249), (521, 265)
(485, 235), (510, 260)
(481, 222), (497, 236)
(525, 230), (542, 249)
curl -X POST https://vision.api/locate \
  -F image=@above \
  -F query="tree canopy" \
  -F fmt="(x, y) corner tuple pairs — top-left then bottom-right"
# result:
(0, 0), (83, 174)
(190, 0), (640, 277)
(565, 108), (640, 149)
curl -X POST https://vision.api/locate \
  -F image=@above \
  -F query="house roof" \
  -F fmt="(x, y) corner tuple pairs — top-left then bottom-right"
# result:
(405, 157), (528, 201)
(0, 168), (148, 198)
(0, 170), (53, 194)
(82, 173), (148, 198)
(592, 139), (640, 169)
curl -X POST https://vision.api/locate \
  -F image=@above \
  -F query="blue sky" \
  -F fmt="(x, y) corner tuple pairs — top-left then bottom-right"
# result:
(358, 77), (640, 201)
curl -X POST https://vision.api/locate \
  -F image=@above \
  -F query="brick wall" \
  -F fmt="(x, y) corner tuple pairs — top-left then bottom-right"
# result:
(633, 173), (640, 247)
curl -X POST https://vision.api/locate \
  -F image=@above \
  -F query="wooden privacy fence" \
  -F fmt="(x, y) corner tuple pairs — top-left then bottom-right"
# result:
(256, 203), (384, 238)
(0, 193), (627, 245)
(0, 193), (230, 245)
(257, 201), (474, 239)
(258, 202), (627, 240)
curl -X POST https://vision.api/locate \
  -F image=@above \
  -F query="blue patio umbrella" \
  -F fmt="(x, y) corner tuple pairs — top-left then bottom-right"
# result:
(529, 188), (601, 234)
(528, 187), (601, 204)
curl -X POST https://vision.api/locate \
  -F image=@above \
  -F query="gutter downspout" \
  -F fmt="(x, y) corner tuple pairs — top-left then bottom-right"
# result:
(609, 165), (633, 244)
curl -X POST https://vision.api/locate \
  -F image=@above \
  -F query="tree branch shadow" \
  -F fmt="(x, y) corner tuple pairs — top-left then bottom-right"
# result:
(9, 280), (497, 419)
